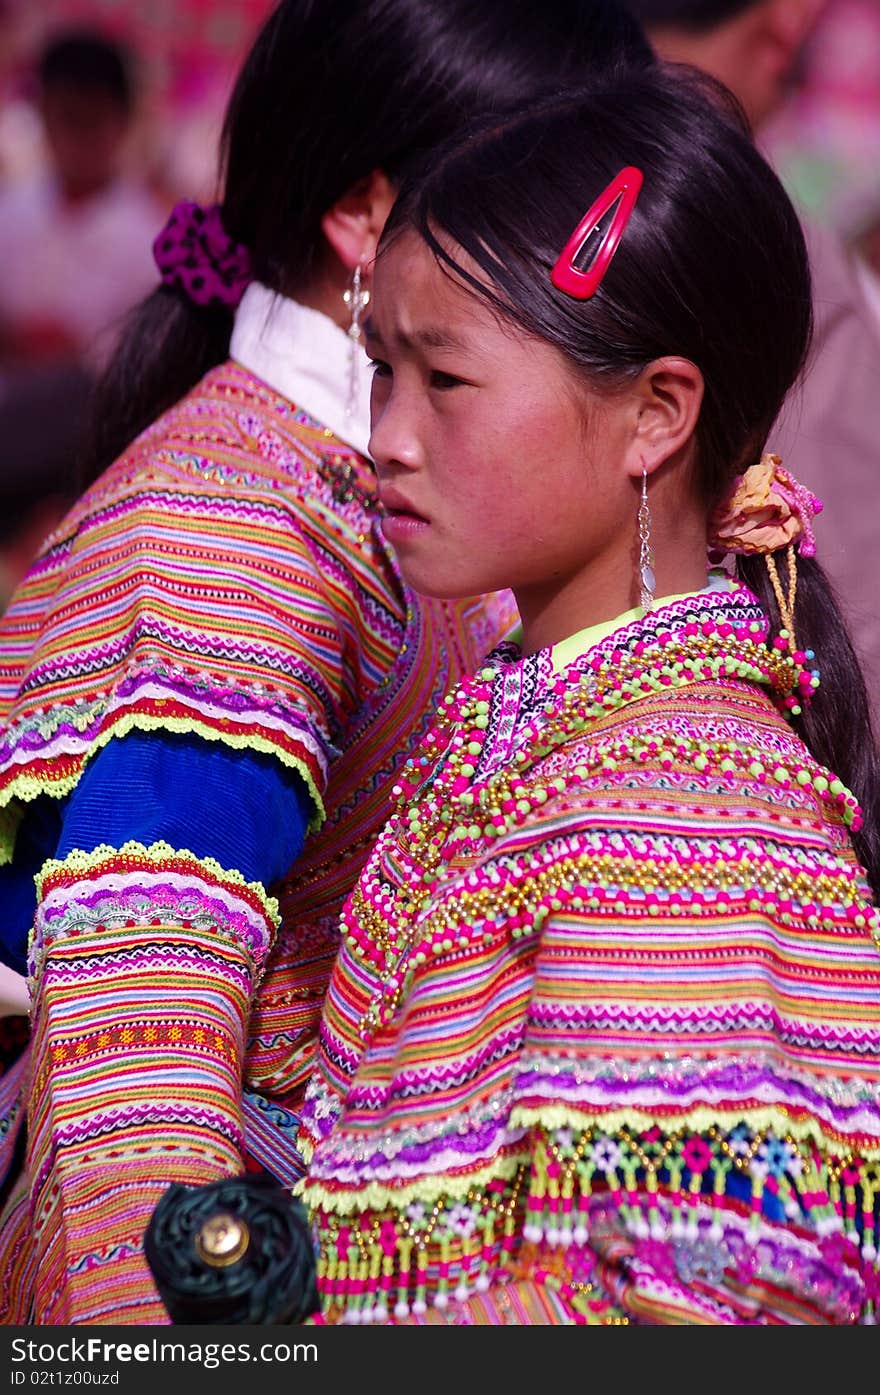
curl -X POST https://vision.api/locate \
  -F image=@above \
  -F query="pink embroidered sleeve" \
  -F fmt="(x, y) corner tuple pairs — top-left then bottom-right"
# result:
(25, 841), (279, 1324)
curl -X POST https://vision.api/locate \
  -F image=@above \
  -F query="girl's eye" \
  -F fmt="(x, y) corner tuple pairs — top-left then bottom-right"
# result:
(368, 357), (392, 379)
(429, 370), (465, 390)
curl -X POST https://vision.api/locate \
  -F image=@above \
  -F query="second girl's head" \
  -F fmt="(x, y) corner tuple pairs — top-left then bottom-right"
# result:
(83, 0), (653, 485)
(221, 0), (654, 301)
(367, 65), (812, 650)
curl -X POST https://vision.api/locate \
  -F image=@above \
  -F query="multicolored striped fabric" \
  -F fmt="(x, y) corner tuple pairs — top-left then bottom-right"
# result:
(26, 842), (278, 1324)
(297, 586), (880, 1325)
(0, 361), (510, 832)
(0, 361), (516, 1323)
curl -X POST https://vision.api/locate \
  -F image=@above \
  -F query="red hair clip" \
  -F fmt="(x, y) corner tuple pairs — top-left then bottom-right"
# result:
(550, 166), (643, 300)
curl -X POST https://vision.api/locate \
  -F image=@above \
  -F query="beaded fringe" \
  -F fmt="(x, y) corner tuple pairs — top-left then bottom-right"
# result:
(312, 1126), (880, 1325)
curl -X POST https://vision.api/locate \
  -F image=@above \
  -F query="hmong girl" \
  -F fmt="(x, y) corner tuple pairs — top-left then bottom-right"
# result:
(295, 62), (880, 1324)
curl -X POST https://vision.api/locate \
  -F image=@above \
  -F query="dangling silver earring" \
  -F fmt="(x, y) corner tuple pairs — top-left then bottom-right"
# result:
(638, 464), (655, 611)
(343, 259), (371, 420)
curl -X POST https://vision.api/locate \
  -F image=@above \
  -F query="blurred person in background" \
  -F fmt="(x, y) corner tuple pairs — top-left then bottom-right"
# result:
(0, 26), (162, 371)
(0, 0), (653, 1326)
(625, 0), (880, 723)
(0, 27), (164, 607)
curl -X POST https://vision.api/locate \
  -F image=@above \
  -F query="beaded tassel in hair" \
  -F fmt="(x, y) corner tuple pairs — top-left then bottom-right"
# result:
(708, 453), (823, 717)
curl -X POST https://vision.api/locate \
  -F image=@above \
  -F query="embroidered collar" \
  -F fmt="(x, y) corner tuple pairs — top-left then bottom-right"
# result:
(230, 281), (374, 457)
(451, 583), (818, 791)
(549, 569), (735, 672)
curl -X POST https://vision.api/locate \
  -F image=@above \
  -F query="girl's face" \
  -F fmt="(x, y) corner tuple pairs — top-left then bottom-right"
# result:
(366, 231), (641, 653)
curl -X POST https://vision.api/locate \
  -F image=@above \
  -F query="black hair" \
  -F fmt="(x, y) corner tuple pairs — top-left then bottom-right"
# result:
(79, 0), (653, 488)
(380, 64), (880, 894)
(38, 27), (132, 113)
(622, 1), (760, 31)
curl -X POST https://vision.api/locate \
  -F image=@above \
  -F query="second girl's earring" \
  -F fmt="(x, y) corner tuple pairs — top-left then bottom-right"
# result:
(638, 464), (655, 611)
(343, 259), (371, 420)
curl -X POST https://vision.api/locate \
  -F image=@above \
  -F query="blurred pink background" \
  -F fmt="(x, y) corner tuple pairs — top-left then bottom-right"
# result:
(1, 0), (876, 235)
(0, 0), (276, 201)
(763, 0), (880, 246)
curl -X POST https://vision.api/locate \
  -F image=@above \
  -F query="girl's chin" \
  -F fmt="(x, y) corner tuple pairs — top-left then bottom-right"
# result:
(380, 518), (497, 601)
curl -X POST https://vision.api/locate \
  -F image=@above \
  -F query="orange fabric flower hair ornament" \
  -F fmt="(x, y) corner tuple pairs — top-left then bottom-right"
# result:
(708, 452), (822, 559)
(708, 453), (823, 720)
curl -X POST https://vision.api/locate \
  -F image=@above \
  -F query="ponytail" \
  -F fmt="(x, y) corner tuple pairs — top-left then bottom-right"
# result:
(737, 552), (880, 898)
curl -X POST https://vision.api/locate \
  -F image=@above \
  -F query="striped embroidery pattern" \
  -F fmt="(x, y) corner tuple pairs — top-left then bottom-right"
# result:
(22, 841), (278, 1325)
(0, 364), (516, 1322)
(298, 588), (880, 1324)
(0, 359), (515, 1108)
(0, 361), (515, 854)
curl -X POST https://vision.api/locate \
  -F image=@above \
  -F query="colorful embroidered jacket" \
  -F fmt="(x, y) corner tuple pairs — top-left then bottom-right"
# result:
(0, 361), (514, 1324)
(297, 586), (880, 1325)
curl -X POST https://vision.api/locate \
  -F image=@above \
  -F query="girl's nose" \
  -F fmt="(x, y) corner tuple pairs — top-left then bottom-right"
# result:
(369, 384), (421, 471)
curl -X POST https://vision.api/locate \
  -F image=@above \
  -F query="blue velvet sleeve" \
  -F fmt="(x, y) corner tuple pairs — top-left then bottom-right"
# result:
(0, 797), (63, 976)
(0, 731), (313, 975)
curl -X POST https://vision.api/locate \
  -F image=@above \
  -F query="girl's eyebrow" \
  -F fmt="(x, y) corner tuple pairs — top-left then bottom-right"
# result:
(363, 317), (469, 352)
(411, 325), (469, 350)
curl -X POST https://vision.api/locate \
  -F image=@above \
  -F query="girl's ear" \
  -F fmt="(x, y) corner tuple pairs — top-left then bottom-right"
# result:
(623, 356), (704, 480)
(320, 168), (397, 274)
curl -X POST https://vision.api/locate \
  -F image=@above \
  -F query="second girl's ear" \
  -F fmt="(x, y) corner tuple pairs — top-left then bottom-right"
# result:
(622, 355), (704, 480)
(320, 168), (397, 273)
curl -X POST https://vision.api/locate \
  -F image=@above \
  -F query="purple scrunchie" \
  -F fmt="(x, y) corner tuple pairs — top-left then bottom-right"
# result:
(153, 200), (252, 309)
